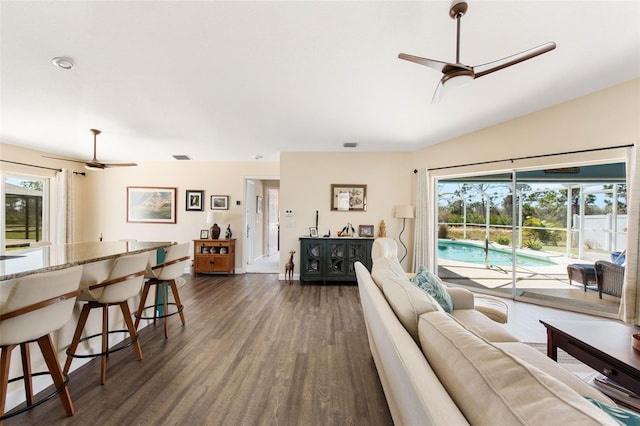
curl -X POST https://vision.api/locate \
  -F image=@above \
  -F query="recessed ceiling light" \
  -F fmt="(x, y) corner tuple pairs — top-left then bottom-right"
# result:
(172, 155), (191, 160)
(253, 154), (264, 160)
(51, 57), (75, 70)
(343, 142), (358, 148)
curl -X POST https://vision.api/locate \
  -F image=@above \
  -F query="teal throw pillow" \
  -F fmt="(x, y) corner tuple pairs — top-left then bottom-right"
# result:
(584, 396), (640, 425)
(410, 265), (453, 313)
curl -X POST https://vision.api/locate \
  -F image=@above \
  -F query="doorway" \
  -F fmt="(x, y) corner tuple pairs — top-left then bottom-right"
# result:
(244, 177), (280, 273)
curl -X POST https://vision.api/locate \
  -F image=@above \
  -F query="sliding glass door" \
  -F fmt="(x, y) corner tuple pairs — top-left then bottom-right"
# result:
(436, 162), (627, 317)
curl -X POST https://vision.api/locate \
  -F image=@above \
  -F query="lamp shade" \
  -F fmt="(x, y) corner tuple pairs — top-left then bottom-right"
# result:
(395, 205), (414, 219)
(205, 211), (215, 225)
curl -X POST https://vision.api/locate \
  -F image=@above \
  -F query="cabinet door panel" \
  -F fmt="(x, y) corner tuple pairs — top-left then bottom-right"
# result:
(301, 240), (323, 278)
(326, 241), (347, 277)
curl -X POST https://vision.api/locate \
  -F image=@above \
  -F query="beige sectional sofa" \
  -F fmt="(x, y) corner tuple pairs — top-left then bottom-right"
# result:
(355, 238), (621, 425)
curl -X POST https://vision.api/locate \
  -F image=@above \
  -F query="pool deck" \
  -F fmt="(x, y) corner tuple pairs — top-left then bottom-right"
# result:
(437, 250), (621, 318)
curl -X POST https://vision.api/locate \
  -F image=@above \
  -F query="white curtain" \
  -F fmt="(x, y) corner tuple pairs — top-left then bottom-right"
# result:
(412, 168), (432, 272)
(54, 169), (74, 245)
(619, 141), (639, 324)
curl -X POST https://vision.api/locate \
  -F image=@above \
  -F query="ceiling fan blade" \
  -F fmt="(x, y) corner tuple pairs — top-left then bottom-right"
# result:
(472, 41), (556, 78)
(42, 155), (87, 164)
(103, 163), (138, 168)
(398, 53), (456, 73)
(431, 80), (445, 104)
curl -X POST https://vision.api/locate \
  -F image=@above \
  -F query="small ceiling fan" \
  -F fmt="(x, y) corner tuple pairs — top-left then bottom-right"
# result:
(44, 129), (138, 170)
(398, 0), (556, 103)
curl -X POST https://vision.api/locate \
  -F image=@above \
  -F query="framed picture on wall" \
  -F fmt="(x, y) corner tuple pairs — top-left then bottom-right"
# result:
(186, 190), (204, 211)
(331, 184), (367, 211)
(127, 186), (177, 223)
(211, 195), (229, 210)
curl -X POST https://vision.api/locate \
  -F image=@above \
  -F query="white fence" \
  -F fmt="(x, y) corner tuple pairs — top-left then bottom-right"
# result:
(573, 214), (627, 251)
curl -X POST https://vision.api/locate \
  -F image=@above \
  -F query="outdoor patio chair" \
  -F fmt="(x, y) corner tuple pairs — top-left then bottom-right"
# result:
(567, 250), (625, 292)
(595, 260), (625, 298)
(567, 263), (596, 291)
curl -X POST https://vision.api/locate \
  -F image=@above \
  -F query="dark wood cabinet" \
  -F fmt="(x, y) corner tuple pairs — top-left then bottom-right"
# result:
(299, 237), (373, 284)
(193, 239), (235, 276)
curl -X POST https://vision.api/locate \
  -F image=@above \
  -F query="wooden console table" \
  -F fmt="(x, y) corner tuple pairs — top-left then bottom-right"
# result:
(193, 238), (235, 276)
(540, 319), (640, 396)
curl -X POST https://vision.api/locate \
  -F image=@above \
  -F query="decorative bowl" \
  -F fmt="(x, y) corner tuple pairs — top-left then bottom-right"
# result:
(632, 334), (640, 352)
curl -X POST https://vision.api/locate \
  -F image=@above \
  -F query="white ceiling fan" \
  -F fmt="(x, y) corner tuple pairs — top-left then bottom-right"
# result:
(399, 0), (556, 103)
(44, 129), (138, 170)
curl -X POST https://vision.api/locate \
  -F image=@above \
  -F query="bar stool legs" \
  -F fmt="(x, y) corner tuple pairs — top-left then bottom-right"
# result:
(64, 301), (143, 385)
(135, 278), (185, 339)
(1, 335), (74, 422)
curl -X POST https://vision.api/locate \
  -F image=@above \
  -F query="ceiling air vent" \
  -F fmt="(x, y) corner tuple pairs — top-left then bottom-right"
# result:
(172, 155), (191, 160)
(343, 142), (358, 148)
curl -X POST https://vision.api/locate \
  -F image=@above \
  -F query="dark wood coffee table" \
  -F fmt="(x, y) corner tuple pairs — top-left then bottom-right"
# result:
(540, 319), (640, 395)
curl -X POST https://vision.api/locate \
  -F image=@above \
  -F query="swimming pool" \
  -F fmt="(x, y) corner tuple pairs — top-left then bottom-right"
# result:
(437, 240), (557, 267)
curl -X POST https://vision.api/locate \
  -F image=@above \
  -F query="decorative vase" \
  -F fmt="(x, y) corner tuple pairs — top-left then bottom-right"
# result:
(211, 223), (221, 239)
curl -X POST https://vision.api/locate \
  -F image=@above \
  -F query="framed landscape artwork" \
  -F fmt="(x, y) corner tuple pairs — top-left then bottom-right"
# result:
(186, 190), (204, 211)
(211, 195), (229, 210)
(127, 186), (177, 223)
(331, 184), (367, 211)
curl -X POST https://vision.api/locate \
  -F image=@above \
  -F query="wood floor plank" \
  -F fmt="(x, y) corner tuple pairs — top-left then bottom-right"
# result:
(5, 274), (393, 425)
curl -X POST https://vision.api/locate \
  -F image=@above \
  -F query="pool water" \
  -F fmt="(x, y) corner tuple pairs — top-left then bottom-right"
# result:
(437, 240), (557, 267)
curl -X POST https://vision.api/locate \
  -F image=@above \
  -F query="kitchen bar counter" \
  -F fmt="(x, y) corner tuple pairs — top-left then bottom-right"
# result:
(1, 240), (176, 412)
(0, 241), (173, 281)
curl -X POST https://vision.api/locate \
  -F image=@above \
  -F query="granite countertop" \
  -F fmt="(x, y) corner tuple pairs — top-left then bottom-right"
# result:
(0, 241), (174, 281)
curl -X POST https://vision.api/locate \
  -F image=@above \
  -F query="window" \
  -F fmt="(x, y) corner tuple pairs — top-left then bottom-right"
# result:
(3, 173), (50, 250)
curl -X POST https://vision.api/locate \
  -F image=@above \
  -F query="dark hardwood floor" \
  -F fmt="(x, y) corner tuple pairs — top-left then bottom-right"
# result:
(5, 274), (393, 426)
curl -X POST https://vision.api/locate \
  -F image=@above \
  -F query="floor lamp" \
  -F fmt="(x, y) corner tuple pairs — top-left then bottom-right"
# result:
(395, 205), (414, 264)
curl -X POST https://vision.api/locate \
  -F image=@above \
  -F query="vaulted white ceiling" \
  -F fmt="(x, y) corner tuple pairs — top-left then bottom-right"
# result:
(1, 1), (639, 163)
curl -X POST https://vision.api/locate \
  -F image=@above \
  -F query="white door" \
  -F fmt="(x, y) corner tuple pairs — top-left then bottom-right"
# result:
(267, 187), (279, 255)
(245, 180), (255, 265)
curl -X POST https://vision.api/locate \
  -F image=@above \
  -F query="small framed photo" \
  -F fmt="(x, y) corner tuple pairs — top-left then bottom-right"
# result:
(359, 225), (374, 237)
(211, 195), (229, 210)
(186, 190), (204, 211)
(309, 227), (318, 237)
(331, 184), (367, 211)
(200, 229), (209, 239)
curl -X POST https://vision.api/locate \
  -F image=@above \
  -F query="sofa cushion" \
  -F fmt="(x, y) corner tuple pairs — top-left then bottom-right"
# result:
(418, 312), (617, 425)
(410, 265), (453, 313)
(451, 309), (518, 342)
(371, 256), (406, 289)
(494, 342), (615, 405)
(382, 274), (443, 344)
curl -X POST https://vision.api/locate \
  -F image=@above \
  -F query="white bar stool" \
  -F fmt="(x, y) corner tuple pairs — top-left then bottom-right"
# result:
(0, 266), (83, 422)
(135, 243), (190, 339)
(63, 252), (149, 385)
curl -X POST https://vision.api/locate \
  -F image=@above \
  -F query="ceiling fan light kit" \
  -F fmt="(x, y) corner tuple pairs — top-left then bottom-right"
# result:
(399, 0), (556, 103)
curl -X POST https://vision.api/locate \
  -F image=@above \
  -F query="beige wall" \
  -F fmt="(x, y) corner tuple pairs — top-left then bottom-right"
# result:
(280, 152), (415, 273)
(412, 79), (640, 174)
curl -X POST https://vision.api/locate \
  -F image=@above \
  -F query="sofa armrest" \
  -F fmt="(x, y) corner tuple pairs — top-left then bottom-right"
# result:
(446, 287), (475, 310)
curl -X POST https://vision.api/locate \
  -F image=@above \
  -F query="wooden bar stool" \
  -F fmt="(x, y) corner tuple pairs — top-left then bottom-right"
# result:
(135, 243), (190, 339)
(63, 252), (149, 385)
(1, 266), (83, 423)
